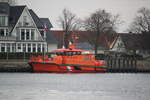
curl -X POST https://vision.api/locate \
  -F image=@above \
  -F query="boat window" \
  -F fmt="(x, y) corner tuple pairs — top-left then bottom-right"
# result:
(74, 66), (81, 70)
(62, 51), (82, 56)
(68, 51), (73, 56)
(64, 51), (73, 56)
(76, 52), (81, 55)
(56, 52), (63, 55)
(64, 51), (67, 55)
(72, 52), (77, 55)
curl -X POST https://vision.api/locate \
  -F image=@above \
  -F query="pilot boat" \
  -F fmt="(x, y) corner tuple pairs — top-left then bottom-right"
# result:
(29, 48), (107, 73)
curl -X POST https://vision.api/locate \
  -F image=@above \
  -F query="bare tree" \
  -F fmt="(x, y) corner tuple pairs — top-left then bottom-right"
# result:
(129, 7), (150, 34)
(83, 9), (121, 54)
(58, 8), (80, 48)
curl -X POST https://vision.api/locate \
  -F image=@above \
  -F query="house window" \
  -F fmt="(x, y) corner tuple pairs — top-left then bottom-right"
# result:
(38, 44), (41, 52)
(1, 43), (5, 52)
(12, 44), (15, 52)
(40, 30), (44, 38)
(28, 44), (31, 52)
(7, 43), (10, 52)
(26, 29), (30, 40)
(0, 29), (4, 36)
(42, 44), (45, 52)
(18, 44), (21, 49)
(0, 16), (6, 26)
(0, 16), (8, 26)
(23, 44), (26, 52)
(21, 29), (25, 40)
(6, 29), (8, 36)
(0, 29), (8, 36)
(31, 29), (35, 40)
(20, 29), (35, 40)
(32, 44), (36, 52)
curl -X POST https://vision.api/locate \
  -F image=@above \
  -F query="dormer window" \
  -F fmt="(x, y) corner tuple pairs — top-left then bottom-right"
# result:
(0, 16), (8, 26)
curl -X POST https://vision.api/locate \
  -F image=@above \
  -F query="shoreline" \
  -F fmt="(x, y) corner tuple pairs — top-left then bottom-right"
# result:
(0, 61), (32, 72)
(0, 60), (150, 73)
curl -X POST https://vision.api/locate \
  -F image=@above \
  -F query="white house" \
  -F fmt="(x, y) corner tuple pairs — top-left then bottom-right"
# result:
(110, 34), (126, 52)
(110, 33), (150, 55)
(0, 2), (53, 53)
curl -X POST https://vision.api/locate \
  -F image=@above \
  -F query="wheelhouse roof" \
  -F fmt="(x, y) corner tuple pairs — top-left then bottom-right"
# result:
(53, 48), (84, 52)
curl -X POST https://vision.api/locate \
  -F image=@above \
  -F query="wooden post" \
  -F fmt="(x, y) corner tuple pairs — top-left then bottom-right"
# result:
(118, 58), (120, 72)
(110, 56), (113, 72)
(134, 57), (137, 72)
(126, 57), (129, 72)
(122, 57), (125, 72)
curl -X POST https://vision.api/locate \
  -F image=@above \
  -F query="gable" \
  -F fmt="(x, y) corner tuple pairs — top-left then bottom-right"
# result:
(11, 7), (43, 40)
(9, 6), (25, 31)
(17, 7), (36, 27)
(111, 36), (126, 52)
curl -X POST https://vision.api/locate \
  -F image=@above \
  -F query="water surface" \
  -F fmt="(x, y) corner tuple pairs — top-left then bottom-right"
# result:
(0, 73), (150, 100)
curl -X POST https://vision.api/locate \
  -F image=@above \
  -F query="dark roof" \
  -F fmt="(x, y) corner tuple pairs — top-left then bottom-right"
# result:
(0, 2), (9, 14)
(29, 10), (55, 43)
(9, 6), (25, 30)
(46, 30), (58, 43)
(119, 33), (150, 50)
(29, 9), (44, 28)
(40, 18), (53, 29)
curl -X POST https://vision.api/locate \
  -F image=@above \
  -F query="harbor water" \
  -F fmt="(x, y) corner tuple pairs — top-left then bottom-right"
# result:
(0, 73), (150, 100)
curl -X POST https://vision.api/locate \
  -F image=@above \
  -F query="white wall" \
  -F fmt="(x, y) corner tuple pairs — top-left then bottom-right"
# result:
(111, 36), (126, 52)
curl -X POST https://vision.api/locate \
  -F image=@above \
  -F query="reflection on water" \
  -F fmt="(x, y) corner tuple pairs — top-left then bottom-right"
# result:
(0, 73), (150, 100)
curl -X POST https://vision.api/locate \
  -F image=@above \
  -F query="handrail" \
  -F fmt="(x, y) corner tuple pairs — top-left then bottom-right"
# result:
(0, 36), (16, 40)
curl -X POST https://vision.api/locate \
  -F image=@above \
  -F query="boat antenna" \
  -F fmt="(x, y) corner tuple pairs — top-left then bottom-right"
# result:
(62, 45), (65, 49)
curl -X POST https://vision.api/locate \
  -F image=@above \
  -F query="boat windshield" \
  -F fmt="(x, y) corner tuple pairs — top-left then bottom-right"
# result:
(55, 51), (81, 56)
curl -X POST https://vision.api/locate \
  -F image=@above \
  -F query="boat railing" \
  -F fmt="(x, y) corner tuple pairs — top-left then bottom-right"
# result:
(30, 55), (48, 62)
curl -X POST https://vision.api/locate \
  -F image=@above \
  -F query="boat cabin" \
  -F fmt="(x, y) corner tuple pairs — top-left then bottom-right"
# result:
(51, 48), (85, 56)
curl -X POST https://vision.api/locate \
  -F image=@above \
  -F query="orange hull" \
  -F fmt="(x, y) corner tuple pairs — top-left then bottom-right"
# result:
(29, 62), (107, 73)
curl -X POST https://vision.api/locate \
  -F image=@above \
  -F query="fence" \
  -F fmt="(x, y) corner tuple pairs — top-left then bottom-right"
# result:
(0, 52), (48, 62)
(105, 55), (138, 72)
(96, 52), (143, 72)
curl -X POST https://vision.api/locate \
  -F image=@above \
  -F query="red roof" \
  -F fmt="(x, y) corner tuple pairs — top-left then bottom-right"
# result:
(51, 30), (117, 49)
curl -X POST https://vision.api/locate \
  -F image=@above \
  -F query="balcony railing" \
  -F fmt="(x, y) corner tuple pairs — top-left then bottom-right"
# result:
(0, 36), (16, 40)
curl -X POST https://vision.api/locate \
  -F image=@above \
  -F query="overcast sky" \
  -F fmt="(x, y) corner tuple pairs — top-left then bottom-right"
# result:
(18, 0), (150, 32)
